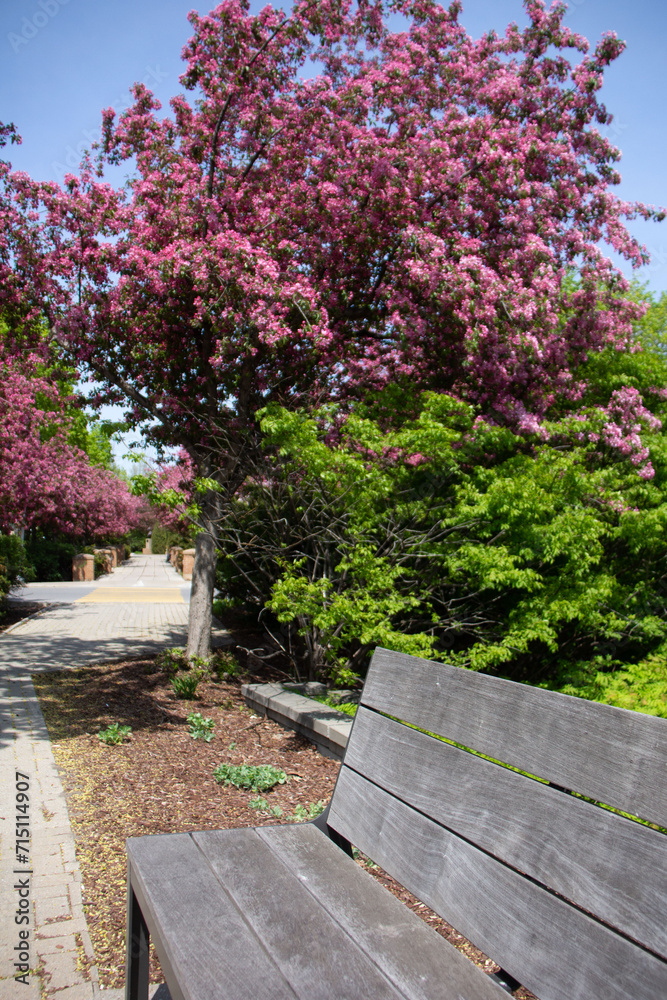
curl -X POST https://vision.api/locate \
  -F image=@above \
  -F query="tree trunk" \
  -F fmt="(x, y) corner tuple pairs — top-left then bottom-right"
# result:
(186, 530), (217, 660)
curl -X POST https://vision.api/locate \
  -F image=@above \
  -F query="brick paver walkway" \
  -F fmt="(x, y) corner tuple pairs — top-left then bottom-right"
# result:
(0, 555), (227, 1000)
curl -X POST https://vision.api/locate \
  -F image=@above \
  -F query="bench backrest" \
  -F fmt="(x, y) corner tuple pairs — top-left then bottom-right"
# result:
(326, 648), (667, 1000)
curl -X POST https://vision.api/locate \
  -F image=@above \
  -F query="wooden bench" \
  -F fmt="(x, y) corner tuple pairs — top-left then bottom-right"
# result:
(125, 647), (667, 1000)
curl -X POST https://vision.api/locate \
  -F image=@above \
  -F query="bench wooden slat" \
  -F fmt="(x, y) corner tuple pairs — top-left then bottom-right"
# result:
(191, 826), (411, 1000)
(126, 833), (300, 1000)
(361, 648), (667, 827)
(328, 766), (667, 1000)
(342, 706), (667, 959)
(255, 823), (509, 1000)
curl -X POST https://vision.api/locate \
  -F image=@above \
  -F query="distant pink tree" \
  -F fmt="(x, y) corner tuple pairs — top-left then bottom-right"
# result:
(0, 347), (144, 538)
(1, 1), (664, 652)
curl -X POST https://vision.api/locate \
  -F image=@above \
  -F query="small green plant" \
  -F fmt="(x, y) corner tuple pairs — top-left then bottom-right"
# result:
(213, 650), (243, 681)
(352, 847), (379, 870)
(187, 654), (212, 672)
(213, 763), (287, 791)
(249, 796), (283, 817)
(247, 797), (324, 821)
(212, 597), (241, 618)
(291, 801), (326, 822)
(187, 711), (215, 741)
(158, 647), (186, 674)
(98, 723), (132, 746)
(171, 670), (203, 700)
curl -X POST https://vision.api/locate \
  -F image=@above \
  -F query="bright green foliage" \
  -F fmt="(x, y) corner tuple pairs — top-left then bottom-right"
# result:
(187, 711), (215, 741)
(216, 366), (667, 687)
(213, 763), (287, 792)
(98, 723), (132, 745)
(312, 695), (358, 717)
(547, 648), (667, 718)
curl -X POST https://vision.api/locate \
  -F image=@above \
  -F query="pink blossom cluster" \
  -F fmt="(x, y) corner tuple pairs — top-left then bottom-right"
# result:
(598, 386), (661, 480)
(0, 0), (664, 483)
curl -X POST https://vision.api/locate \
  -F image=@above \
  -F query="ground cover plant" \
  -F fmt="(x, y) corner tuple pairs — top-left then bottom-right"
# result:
(97, 722), (132, 746)
(213, 761), (288, 791)
(32, 653), (535, 997)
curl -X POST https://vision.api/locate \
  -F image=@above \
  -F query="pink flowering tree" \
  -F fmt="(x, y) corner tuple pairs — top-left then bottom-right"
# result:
(1, 0), (664, 654)
(0, 345), (144, 540)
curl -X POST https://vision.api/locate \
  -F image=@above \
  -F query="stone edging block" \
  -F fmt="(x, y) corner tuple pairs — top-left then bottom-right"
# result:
(242, 683), (353, 760)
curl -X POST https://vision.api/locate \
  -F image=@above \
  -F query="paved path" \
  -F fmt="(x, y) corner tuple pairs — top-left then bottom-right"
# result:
(0, 555), (227, 1000)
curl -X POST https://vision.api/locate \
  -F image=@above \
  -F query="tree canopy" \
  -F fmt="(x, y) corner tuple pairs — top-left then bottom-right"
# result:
(1, 0), (664, 652)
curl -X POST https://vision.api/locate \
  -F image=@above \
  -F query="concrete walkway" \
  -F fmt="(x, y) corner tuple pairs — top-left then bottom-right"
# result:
(0, 555), (227, 1000)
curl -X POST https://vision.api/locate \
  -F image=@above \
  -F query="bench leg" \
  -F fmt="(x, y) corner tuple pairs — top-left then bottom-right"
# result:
(126, 873), (149, 1000)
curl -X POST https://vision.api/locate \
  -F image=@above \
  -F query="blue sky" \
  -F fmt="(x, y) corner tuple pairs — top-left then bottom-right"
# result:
(2, 0), (666, 463)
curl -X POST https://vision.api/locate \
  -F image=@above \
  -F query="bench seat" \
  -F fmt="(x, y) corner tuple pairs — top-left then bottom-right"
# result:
(127, 823), (508, 1000)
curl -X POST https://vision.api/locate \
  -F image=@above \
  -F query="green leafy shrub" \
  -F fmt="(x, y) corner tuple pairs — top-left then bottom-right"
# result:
(98, 723), (132, 745)
(213, 763), (287, 791)
(25, 534), (76, 582)
(215, 350), (667, 686)
(187, 711), (215, 741)
(125, 528), (147, 553)
(0, 534), (32, 599)
(149, 521), (192, 556)
(548, 650), (667, 718)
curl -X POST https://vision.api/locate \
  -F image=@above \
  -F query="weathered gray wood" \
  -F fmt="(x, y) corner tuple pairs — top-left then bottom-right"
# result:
(192, 827), (409, 1000)
(256, 823), (509, 1000)
(340, 706), (667, 959)
(327, 767), (667, 1000)
(361, 648), (667, 826)
(126, 833), (300, 1000)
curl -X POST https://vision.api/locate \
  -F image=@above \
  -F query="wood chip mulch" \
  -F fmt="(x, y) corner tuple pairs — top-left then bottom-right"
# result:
(32, 653), (536, 998)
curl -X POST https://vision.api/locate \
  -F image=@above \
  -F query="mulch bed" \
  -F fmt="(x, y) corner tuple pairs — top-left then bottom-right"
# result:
(33, 651), (536, 998)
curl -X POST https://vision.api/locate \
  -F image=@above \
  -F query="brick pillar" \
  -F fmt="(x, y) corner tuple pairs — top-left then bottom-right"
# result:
(181, 548), (196, 581)
(72, 554), (94, 582)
